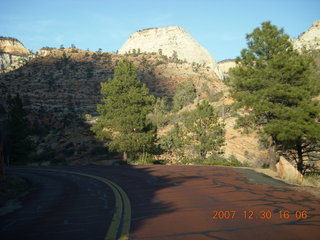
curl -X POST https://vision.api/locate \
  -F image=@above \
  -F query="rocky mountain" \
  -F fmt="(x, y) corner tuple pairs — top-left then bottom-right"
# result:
(119, 26), (223, 79)
(0, 37), (34, 72)
(293, 20), (320, 51)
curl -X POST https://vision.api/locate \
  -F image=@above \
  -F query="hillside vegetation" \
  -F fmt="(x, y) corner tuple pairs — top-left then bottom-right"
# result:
(0, 22), (319, 175)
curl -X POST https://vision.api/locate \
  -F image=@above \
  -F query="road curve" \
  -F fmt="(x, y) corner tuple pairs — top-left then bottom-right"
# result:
(1, 165), (320, 240)
(0, 168), (115, 240)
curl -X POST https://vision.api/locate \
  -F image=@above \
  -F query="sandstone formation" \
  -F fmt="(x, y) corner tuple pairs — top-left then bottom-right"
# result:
(293, 20), (320, 51)
(276, 156), (304, 184)
(218, 59), (236, 80)
(223, 115), (270, 165)
(0, 37), (30, 55)
(0, 37), (33, 72)
(119, 26), (223, 79)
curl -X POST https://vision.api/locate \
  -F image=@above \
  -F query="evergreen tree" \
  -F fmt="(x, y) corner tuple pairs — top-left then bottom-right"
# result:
(6, 94), (34, 164)
(228, 21), (320, 173)
(172, 81), (197, 112)
(91, 60), (155, 162)
(148, 97), (170, 128)
(183, 101), (225, 160)
(159, 123), (185, 159)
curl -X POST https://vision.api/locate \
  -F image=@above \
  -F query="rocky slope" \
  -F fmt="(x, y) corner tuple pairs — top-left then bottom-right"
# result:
(157, 95), (270, 166)
(119, 26), (223, 79)
(293, 20), (320, 51)
(0, 46), (225, 164)
(0, 48), (225, 115)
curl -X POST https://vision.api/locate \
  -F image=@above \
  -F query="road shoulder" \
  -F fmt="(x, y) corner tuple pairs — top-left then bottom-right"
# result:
(0, 175), (32, 216)
(236, 167), (320, 199)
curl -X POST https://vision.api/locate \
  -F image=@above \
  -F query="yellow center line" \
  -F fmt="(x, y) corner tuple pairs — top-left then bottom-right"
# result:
(13, 168), (131, 240)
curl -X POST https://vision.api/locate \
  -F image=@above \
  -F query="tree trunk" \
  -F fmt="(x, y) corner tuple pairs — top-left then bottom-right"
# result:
(296, 144), (304, 174)
(267, 136), (278, 171)
(123, 151), (128, 163)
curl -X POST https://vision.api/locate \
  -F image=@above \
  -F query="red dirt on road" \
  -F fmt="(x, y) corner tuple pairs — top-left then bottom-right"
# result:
(112, 165), (320, 240)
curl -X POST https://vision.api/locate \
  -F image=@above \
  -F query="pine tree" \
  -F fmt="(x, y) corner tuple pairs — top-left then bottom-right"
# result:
(159, 123), (185, 159)
(228, 21), (320, 173)
(91, 60), (155, 162)
(148, 97), (170, 128)
(6, 94), (34, 164)
(183, 101), (225, 160)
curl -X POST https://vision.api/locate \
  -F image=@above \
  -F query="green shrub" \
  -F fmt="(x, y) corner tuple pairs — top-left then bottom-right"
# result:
(208, 91), (224, 102)
(90, 146), (109, 156)
(203, 154), (250, 167)
(32, 150), (56, 163)
(304, 173), (320, 187)
(172, 81), (196, 112)
(152, 159), (168, 165)
(134, 153), (154, 165)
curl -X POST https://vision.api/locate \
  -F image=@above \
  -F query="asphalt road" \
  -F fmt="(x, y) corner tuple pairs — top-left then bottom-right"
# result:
(0, 168), (114, 240)
(1, 165), (320, 240)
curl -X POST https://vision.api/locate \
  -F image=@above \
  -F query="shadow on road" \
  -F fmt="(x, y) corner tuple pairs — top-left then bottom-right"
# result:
(67, 164), (203, 234)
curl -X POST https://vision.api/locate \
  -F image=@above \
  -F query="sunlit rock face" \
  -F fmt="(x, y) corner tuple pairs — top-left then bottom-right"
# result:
(0, 37), (30, 55)
(119, 26), (223, 79)
(0, 37), (33, 72)
(293, 20), (320, 51)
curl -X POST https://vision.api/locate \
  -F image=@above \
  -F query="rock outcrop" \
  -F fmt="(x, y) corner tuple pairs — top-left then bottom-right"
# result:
(0, 37), (33, 72)
(223, 116), (269, 164)
(218, 59), (236, 80)
(0, 37), (30, 55)
(276, 157), (304, 184)
(293, 20), (320, 51)
(119, 26), (223, 79)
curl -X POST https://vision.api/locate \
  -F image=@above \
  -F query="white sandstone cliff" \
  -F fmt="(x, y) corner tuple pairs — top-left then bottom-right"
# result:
(119, 26), (223, 79)
(293, 20), (320, 51)
(0, 37), (33, 72)
(0, 37), (30, 55)
(218, 59), (237, 80)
